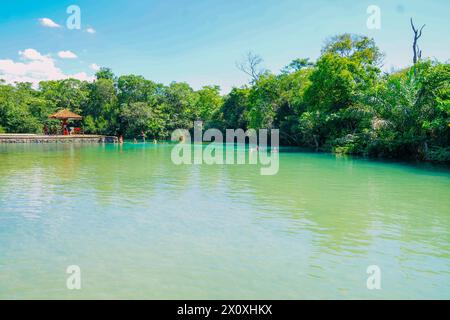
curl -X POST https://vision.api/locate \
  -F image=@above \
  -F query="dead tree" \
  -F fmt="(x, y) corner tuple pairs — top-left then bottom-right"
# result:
(236, 51), (265, 83)
(410, 18), (425, 64)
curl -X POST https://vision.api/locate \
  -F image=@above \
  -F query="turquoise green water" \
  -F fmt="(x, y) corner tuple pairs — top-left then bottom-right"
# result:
(0, 143), (449, 299)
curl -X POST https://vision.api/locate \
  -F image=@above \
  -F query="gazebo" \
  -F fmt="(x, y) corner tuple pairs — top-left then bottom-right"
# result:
(49, 109), (83, 135)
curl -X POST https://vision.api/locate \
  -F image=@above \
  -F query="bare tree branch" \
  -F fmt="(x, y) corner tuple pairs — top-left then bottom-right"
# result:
(410, 18), (426, 64)
(418, 24), (425, 38)
(410, 18), (417, 33)
(236, 51), (265, 83)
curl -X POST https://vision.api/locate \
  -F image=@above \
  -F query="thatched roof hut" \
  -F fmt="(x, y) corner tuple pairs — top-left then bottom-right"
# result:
(49, 109), (83, 120)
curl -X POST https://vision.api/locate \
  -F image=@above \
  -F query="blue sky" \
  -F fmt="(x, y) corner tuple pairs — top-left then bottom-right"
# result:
(0, 0), (448, 92)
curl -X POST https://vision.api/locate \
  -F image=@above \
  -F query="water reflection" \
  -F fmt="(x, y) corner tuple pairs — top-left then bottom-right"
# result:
(0, 143), (449, 299)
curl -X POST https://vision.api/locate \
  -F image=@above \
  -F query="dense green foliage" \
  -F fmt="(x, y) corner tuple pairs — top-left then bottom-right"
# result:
(0, 33), (448, 161)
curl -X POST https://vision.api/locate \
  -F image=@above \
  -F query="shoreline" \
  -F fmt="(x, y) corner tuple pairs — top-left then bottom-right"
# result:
(1, 135), (448, 165)
(0, 134), (118, 144)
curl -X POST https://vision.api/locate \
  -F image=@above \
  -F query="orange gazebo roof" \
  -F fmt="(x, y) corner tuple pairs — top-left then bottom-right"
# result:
(49, 109), (83, 120)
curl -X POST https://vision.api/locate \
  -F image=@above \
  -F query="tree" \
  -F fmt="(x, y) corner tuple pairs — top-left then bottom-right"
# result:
(220, 87), (250, 130)
(95, 67), (115, 81)
(410, 18), (425, 64)
(236, 51), (267, 83)
(117, 75), (159, 105)
(162, 82), (197, 131)
(39, 79), (89, 114)
(0, 83), (42, 133)
(275, 68), (312, 144)
(305, 34), (381, 113)
(369, 61), (449, 159)
(120, 102), (153, 138)
(194, 85), (223, 123)
(247, 73), (282, 129)
(282, 58), (314, 74)
(322, 33), (383, 66)
(83, 78), (118, 134)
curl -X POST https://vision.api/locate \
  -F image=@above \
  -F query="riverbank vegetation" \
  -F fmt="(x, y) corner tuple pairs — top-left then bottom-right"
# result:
(0, 33), (448, 161)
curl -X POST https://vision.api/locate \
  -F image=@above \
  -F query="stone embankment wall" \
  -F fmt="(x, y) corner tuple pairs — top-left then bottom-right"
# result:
(0, 135), (118, 143)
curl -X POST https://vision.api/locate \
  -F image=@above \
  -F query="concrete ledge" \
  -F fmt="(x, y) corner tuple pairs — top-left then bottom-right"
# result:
(0, 134), (118, 143)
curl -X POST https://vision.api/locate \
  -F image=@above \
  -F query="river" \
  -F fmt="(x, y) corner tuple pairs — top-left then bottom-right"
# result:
(0, 143), (448, 299)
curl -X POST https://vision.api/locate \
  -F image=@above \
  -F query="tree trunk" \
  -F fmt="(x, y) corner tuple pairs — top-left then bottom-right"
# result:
(313, 135), (319, 152)
(410, 18), (425, 65)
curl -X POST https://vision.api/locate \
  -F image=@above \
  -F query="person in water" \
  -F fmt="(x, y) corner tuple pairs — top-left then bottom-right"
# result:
(141, 131), (146, 143)
(119, 135), (124, 144)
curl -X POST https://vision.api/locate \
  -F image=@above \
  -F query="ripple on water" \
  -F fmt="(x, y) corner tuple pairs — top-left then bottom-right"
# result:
(0, 144), (449, 299)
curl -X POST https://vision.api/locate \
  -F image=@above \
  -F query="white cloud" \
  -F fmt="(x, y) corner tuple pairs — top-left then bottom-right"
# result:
(58, 51), (78, 59)
(19, 48), (50, 62)
(89, 63), (101, 71)
(86, 27), (96, 34)
(0, 48), (94, 87)
(39, 18), (61, 28)
(69, 72), (94, 82)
